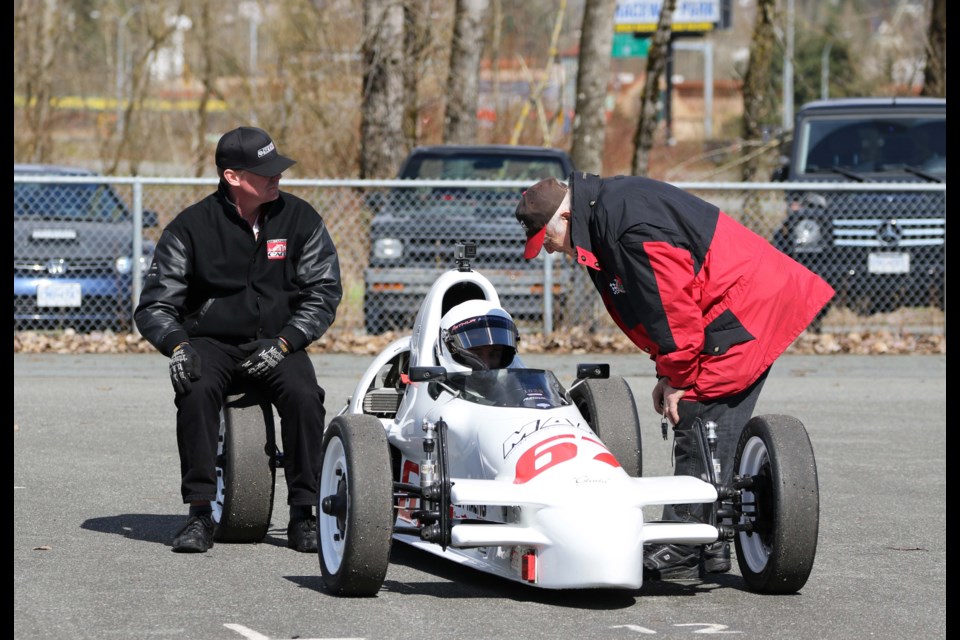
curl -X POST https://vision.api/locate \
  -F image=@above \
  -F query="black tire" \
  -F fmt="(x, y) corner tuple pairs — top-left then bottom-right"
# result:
(212, 393), (277, 543)
(733, 414), (819, 594)
(317, 414), (394, 596)
(569, 376), (642, 477)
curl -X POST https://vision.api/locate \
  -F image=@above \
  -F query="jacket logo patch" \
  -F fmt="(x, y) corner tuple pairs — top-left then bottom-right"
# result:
(609, 275), (626, 295)
(266, 239), (287, 259)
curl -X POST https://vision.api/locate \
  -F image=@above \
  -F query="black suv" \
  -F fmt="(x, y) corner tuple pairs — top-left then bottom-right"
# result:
(363, 145), (576, 334)
(772, 97), (946, 316)
(14, 164), (159, 331)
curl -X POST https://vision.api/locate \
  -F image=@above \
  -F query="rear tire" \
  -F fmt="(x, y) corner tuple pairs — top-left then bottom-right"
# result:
(211, 393), (277, 543)
(317, 414), (394, 596)
(569, 376), (643, 477)
(734, 414), (819, 594)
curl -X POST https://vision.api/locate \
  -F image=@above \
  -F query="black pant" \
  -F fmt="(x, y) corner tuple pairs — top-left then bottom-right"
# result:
(174, 337), (326, 507)
(661, 367), (770, 524)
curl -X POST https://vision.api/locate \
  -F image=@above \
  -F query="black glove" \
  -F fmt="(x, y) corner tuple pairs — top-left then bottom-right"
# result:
(238, 338), (290, 379)
(169, 342), (201, 394)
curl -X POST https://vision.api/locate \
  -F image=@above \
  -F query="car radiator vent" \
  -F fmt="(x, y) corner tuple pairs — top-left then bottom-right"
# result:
(362, 388), (404, 416)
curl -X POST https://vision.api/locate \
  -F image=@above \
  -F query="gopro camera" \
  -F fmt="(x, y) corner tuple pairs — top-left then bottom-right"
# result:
(454, 241), (477, 271)
(455, 241), (477, 261)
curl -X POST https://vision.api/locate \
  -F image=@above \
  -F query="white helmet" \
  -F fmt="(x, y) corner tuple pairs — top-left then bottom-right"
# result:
(437, 300), (519, 372)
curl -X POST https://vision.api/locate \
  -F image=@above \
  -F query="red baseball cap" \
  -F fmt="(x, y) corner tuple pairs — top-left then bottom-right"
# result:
(514, 178), (568, 260)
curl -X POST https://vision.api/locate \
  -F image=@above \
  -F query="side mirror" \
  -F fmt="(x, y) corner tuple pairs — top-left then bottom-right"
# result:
(576, 364), (609, 380)
(409, 366), (447, 382)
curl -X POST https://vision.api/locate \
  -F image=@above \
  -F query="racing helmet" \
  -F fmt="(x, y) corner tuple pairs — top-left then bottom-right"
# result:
(437, 300), (519, 372)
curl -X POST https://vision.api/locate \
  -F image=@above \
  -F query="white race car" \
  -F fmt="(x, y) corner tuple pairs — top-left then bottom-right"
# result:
(317, 243), (819, 596)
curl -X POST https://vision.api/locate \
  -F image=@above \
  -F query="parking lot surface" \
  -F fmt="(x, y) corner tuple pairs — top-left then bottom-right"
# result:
(14, 352), (945, 640)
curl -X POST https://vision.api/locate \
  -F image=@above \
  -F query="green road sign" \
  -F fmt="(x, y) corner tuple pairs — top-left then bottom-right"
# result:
(612, 32), (649, 58)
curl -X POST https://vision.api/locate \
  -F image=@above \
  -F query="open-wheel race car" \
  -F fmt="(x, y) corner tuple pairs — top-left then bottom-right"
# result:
(315, 242), (820, 596)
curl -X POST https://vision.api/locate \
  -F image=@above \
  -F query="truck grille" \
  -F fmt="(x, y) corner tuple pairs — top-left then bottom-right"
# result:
(832, 217), (945, 248)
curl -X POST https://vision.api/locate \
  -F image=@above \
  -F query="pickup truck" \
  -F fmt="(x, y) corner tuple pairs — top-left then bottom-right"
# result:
(363, 144), (576, 335)
(771, 97), (946, 317)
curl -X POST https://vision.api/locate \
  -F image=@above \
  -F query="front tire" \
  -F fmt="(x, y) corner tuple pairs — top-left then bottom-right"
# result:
(734, 414), (819, 594)
(317, 414), (394, 596)
(569, 376), (643, 477)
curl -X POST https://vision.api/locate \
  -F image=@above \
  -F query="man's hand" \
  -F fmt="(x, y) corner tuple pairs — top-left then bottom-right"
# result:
(652, 377), (685, 426)
(238, 338), (290, 379)
(169, 342), (201, 394)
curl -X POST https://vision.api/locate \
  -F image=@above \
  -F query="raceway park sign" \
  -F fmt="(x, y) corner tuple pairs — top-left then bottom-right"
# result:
(615, 1), (722, 33)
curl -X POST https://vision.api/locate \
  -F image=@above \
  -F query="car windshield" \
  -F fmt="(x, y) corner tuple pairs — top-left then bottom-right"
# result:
(444, 368), (569, 409)
(796, 113), (946, 178)
(14, 182), (130, 222)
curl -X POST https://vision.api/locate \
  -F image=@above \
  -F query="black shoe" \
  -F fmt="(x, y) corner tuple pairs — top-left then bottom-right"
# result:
(643, 543), (701, 580)
(287, 516), (318, 553)
(703, 541), (732, 574)
(171, 514), (214, 553)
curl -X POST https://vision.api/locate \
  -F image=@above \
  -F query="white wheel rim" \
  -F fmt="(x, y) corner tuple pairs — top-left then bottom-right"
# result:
(319, 436), (348, 573)
(211, 412), (226, 524)
(737, 435), (772, 573)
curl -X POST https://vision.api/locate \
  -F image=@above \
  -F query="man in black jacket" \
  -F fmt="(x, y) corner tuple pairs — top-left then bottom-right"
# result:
(135, 127), (342, 554)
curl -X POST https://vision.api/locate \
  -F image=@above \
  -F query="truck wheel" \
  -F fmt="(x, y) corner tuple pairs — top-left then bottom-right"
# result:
(211, 393), (277, 543)
(318, 414), (394, 596)
(734, 414), (819, 594)
(569, 376), (642, 477)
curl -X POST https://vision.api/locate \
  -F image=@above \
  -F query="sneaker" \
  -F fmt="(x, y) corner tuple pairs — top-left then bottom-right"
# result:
(643, 543), (701, 580)
(703, 541), (732, 574)
(287, 516), (318, 553)
(171, 514), (214, 553)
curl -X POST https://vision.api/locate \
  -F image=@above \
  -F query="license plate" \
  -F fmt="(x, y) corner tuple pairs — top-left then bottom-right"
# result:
(868, 252), (910, 274)
(37, 283), (82, 307)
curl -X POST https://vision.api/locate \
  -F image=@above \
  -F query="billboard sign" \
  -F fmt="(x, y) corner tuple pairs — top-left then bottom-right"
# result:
(615, 1), (722, 34)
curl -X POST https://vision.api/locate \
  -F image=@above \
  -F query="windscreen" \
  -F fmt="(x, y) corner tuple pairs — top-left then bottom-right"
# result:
(796, 113), (946, 177)
(14, 182), (129, 222)
(444, 368), (569, 409)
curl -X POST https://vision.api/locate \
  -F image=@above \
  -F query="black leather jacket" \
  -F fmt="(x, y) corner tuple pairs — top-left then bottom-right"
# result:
(135, 183), (342, 356)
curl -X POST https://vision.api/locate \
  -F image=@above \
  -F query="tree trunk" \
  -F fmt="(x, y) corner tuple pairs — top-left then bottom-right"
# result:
(444, 0), (488, 144)
(14, 0), (62, 163)
(570, 0), (617, 176)
(631, 0), (675, 177)
(919, 0), (945, 98)
(740, 0), (778, 182)
(361, 0), (407, 179)
(403, 0), (432, 147)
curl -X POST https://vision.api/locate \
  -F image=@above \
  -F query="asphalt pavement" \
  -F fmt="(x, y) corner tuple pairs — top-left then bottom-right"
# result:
(14, 352), (945, 640)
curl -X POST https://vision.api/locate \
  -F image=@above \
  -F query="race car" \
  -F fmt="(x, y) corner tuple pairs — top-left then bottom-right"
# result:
(316, 242), (820, 596)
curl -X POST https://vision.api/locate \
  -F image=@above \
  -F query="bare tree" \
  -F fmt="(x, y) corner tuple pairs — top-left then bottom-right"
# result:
(739, 0), (778, 182)
(403, 0), (433, 147)
(570, 0), (617, 176)
(183, 0), (222, 177)
(108, 4), (185, 176)
(360, 0), (407, 179)
(443, 0), (488, 144)
(14, 0), (65, 163)
(919, 0), (945, 98)
(630, 0), (675, 177)
(509, 2), (567, 146)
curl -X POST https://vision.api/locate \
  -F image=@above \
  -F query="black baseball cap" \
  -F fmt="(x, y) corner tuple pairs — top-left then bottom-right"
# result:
(215, 126), (296, 176)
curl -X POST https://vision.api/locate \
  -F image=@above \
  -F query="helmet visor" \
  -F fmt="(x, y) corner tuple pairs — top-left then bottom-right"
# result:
(445, 315), (517, 352)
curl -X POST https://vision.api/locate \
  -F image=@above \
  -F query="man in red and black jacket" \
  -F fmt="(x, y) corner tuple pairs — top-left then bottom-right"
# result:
(136, 127), (342, 554)
(516, 172), (834, 579)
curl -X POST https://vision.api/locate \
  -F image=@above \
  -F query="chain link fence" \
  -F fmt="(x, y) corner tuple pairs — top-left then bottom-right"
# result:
(14, 171), (946, 341)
